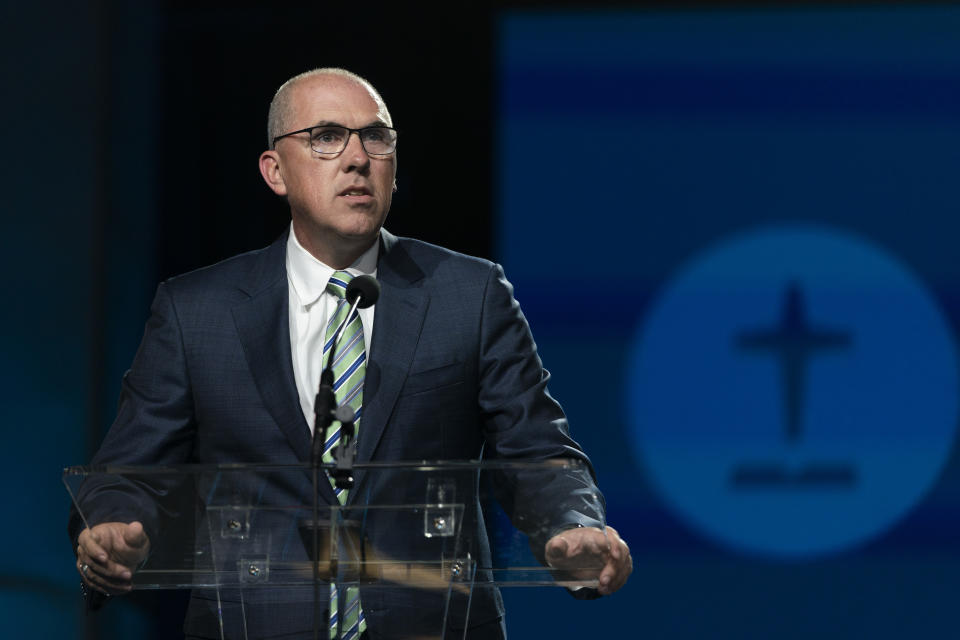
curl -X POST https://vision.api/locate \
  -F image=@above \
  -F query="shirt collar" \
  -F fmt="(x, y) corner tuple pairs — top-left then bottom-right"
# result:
(286, 223), (380, 309)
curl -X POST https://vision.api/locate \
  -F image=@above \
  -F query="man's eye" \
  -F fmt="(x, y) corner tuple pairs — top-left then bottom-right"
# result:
(313, 128), (346, 144)
(363, 129), (386, 142)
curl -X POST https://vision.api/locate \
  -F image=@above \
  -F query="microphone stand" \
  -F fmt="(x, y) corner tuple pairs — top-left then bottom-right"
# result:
(311, 367), (335, 640)
(310, 295), (364, 640)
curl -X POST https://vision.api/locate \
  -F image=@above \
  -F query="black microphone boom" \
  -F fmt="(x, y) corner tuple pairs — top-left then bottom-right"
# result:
(311, 274), (380, 467)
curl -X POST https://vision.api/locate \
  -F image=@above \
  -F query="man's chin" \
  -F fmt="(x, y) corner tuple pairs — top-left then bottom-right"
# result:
(335, 217), (384, 241)
(296, 211), (384, 238)
(336, 229), (381, 251)
(340, 212), (389, 241)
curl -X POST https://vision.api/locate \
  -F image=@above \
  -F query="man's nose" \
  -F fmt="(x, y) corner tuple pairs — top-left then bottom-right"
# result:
(343, 131), (371, 171)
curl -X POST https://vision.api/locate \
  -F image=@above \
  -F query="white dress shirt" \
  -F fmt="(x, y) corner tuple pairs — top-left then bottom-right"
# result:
(286, 224), (378, 433)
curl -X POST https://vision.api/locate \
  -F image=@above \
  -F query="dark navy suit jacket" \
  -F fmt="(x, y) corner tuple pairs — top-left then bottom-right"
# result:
(71, 229), (603, 639)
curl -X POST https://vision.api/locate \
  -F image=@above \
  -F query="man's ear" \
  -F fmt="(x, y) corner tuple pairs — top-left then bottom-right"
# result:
(259, 150), (287, 196)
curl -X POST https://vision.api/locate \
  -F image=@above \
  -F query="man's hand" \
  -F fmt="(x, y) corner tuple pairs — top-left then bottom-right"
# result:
(76, 521), (151, 595)
(544, 525), (632, 596)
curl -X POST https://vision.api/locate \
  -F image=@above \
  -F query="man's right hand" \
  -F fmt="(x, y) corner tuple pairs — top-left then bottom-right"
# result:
(76, 521), (151, 595)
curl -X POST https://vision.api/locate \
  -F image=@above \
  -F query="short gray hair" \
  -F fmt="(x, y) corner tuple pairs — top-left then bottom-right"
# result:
(266, 67), (392, 149)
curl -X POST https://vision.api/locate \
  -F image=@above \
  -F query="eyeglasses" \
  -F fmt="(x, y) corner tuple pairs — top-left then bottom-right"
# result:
(272, 125), (398, 156)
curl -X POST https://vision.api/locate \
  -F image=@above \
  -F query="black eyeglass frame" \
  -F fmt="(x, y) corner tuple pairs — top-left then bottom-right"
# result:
(271, 125), (398, 155)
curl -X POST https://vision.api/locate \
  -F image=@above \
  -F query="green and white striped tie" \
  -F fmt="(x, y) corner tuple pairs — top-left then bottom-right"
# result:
(322, 270), (366, 639)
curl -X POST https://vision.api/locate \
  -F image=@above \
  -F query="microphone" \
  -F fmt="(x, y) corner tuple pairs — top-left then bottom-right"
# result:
(346, 274), (380, 309)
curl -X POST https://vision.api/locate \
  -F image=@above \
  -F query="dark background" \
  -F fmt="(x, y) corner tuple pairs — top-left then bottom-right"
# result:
(4, 1), (960, 638)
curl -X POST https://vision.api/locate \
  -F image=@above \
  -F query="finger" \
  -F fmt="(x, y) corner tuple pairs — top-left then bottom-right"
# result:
(601, 527), (625, 556)
(573, 532), (611, 570)
(563, 530), (599, 559)
(545, 537), (569, 565)
(78, 529), (109, 564)
(78, 558), (123, 595)
(596, 530), (626, 594)
(83, 561), (133, 594)
(102, 523), (147, 568)
(611, 550), (633, 593)
(123, 521), (149, 550)
(79, 563), (102, 594)
(606, 527), (622, 559)
(84, 539), (135, 581)
(582, 530), (611, 562)
(550, 536), (593, 568)
(79, 541), (118, 576)
(86, 570), (133, 594)
(596, 555), (619, 593)
(100, 539), (137, 578)
(77, 544), (104, 571)
(598, 547), (632, 594)
(597, 557), (616, 594)
(84, 554), (134, 582)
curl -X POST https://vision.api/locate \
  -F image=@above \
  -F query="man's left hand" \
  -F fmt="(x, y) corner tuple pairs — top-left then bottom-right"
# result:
(544, 525), (632, 596)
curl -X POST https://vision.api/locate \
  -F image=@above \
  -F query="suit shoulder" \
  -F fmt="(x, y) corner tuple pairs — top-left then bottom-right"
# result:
(389, 234), (498, 281)
(160, 238), (284, 302)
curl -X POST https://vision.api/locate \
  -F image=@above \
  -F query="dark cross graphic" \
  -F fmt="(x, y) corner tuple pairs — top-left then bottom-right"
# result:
(730, 281), (856, 489)
(736, 281), (852, 444)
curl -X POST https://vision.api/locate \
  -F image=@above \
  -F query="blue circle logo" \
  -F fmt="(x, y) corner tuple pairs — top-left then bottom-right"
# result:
(627, 225), (958, 557)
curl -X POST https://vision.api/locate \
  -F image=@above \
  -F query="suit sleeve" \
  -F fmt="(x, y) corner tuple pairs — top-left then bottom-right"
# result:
(68, 281), (197, 548)
(475, 263), (606, 558)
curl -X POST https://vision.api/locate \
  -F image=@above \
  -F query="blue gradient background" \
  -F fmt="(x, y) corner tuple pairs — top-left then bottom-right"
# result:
(498, 7), (960, 638)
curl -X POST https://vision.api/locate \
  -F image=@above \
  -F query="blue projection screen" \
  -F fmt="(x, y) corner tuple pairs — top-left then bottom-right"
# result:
(497, 8), (960, 638)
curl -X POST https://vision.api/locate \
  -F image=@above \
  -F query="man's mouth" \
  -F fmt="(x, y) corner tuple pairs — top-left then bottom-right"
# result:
(339, 186), (372, 197)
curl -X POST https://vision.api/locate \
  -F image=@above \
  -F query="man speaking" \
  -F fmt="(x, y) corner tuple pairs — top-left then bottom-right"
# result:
(70, 68), (631, 639)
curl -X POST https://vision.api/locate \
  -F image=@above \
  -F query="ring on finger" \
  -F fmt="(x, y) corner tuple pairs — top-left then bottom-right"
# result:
(81, 563), (90, 576)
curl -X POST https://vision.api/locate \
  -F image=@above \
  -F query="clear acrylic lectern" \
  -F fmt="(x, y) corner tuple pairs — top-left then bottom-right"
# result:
(64, 460), (606, 639)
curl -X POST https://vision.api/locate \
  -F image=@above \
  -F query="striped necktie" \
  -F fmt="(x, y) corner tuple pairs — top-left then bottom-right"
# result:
(322, 270), (366, 639)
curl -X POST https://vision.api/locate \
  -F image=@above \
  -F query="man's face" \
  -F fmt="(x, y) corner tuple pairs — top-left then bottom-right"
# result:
(267, 75), (396, 260)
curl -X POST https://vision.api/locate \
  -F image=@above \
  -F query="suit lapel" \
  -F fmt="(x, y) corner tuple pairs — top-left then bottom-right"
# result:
(230, 233), (339, 505)
(351, 230), (428, 503)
